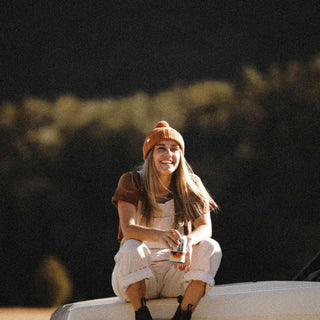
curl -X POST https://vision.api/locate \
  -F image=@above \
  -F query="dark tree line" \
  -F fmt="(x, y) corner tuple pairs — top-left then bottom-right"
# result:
(1, 55), (319, 306)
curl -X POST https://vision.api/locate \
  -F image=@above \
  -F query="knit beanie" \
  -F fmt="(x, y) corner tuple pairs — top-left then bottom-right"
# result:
(143, 121), (185, 160)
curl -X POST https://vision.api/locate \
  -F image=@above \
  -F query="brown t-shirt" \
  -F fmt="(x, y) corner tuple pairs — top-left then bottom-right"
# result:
(112, 171), (142, 208)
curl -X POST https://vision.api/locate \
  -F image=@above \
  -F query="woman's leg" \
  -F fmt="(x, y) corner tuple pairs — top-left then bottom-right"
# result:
(185, 239), (222, 285)
(112, 240), (155, 319)
(112, 239), (154, 301)
(170, 280), (205, 320)
(168, 238), (222, 319)
(181, 280), (206, 312)
(127, 279), (147, 310)
(126, 280), (153, 320)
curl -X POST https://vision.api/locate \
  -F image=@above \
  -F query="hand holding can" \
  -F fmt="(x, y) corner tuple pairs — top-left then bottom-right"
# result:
(169, 235), (187, 263)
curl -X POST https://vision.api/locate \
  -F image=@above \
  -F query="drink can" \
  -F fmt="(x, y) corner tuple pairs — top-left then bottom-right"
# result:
(170, 235), (187, 263)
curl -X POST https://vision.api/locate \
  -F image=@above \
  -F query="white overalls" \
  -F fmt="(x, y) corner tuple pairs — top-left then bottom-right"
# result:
(111, 199), (222, 301)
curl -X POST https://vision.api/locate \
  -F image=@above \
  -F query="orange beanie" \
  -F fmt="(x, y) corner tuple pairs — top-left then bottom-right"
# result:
(143, 121), (185, 160)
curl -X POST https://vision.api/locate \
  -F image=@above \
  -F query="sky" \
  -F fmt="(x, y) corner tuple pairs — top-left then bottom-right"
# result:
(1, 1), (319, 102)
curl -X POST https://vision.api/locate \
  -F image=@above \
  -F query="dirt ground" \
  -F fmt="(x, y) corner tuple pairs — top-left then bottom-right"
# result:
(0, 308), (55, 320)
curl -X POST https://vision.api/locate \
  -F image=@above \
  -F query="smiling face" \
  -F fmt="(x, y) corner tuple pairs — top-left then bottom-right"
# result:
(152, 140), (181, 180)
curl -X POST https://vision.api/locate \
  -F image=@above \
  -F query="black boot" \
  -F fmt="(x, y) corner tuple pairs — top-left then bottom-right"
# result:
(135, 298), (153, 320)
(180, 304), (193, 320)
(171, 296), (193, 320)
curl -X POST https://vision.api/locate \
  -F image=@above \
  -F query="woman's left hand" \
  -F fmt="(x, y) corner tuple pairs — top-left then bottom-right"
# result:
(174, 237), (192, 271)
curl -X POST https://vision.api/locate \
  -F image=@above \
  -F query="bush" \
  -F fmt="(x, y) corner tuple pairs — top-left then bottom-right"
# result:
(1, 54), (319, 305)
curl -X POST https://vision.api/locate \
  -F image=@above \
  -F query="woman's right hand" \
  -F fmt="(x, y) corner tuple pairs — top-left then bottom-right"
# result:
(158, 229), (181, 249)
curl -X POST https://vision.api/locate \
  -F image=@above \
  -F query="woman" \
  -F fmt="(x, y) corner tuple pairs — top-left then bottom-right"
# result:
(111, 121), (222, 320)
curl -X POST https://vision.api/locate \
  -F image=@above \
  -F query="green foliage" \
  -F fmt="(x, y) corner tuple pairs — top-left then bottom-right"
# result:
(32, 256), (73, 307)
(1, 54), (320, 306)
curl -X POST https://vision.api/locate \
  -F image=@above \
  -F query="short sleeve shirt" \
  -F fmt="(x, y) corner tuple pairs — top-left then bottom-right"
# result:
(112, 171), (142, 208)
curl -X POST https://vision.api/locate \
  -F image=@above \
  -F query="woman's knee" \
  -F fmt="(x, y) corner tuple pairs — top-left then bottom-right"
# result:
(121, 239), (143, 251)
(117, 239), (150, 258)
(197, 238), (222, 258)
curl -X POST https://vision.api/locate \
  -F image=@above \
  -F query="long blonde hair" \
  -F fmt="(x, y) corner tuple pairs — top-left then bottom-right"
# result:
(139, 149), (218, 230)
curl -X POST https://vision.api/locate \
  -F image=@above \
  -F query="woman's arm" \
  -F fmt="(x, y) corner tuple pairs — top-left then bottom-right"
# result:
(187, 212), (212, 246)
(118, 200), (180, 248)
